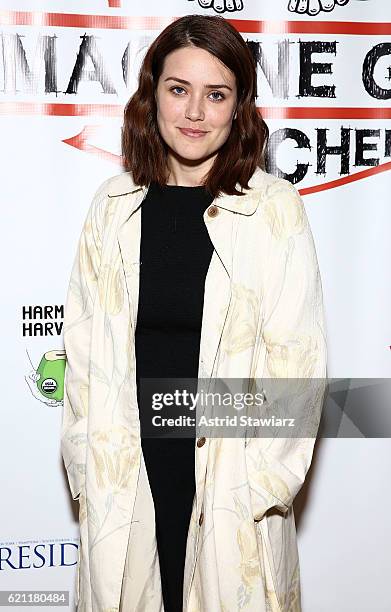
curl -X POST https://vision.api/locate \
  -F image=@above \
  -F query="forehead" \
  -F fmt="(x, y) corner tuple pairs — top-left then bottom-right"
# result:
(161, 47), (235, 83)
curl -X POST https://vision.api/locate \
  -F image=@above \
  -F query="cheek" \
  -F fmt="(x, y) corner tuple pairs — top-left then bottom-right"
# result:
(210, 107), (235, 128)
(158, 96), (181, 122)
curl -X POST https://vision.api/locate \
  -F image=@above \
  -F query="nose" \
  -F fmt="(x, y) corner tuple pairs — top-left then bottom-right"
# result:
(185, 95), (205, 121)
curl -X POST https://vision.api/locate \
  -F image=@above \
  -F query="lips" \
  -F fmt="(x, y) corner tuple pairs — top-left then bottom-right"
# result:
(179, 128), (208, 138)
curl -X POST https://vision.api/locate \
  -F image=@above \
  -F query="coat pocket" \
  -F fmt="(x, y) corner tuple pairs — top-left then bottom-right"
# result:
(254, 518), (284, 612)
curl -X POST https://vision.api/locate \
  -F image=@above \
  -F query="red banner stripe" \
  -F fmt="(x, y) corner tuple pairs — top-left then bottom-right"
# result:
(0, 11), (390, 35)
(263, 107), (391, 119)
(300, 160), (391, 195)
(1, 103), (390, 119)
(0, 103), (123, 116)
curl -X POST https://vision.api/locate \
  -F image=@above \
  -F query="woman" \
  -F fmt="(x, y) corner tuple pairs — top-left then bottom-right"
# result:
(61, 14), (327, 612)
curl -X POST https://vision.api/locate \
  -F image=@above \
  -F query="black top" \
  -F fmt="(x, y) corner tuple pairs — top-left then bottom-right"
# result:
(135, 180), (215, 438)
(134, 181), (215, 612)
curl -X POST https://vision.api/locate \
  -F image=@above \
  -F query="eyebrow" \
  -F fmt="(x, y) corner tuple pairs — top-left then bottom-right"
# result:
(164, 76), (233, 91)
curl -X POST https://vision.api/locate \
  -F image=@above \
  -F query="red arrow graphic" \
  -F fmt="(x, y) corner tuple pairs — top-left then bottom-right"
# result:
(62, 125), (122, 165)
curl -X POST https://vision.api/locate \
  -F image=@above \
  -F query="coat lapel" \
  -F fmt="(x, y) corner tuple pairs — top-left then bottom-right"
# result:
(193, 185), (262, 537)
(115, 183), (149, 330)
(197, 182), (261, 380)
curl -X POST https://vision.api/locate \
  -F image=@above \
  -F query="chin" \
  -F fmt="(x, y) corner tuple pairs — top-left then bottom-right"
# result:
(172, 146), (209, 162)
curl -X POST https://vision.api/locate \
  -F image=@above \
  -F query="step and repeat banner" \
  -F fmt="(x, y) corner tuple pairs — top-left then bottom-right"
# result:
(1, 1), (390, 610)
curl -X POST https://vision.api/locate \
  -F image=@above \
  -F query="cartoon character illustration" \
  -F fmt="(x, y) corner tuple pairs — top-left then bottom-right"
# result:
(188, 0), (351, 15)
(287, 0), (350, 15)
(25, 350), (66, 407)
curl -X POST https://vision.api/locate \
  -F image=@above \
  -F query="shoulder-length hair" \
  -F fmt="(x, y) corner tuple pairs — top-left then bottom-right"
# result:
(121, 14), (269, 197)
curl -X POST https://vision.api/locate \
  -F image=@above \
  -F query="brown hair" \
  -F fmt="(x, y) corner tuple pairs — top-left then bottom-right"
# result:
(121, 14), (269, 197)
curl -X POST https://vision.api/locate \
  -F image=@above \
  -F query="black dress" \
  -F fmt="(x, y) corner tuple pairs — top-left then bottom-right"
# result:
(134, 180), (214, 612)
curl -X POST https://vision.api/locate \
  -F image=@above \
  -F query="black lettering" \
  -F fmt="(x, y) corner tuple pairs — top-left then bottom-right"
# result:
(267, 128), (311, 183)
(355, 129), (380, 167)
(299, 41), (337, 98)
(1, 33), (58, 94)
(385, 130), (391, 157)
(66, 34), (116, 94)
(317, 127), (351, 175)
(247, 39), (291, 99)
(362, 43), (391, 100)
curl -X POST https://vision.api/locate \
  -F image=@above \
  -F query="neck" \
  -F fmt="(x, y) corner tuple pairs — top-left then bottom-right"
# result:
(166, 151), (216, 186)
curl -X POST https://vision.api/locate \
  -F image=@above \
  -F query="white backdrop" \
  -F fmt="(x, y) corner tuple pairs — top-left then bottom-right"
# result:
(1, 1), (390, 610)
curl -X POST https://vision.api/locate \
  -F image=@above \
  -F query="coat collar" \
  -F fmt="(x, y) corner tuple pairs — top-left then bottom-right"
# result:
(107, 166), (266, 217)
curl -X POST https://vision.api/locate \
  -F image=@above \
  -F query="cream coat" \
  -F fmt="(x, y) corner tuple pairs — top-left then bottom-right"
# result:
(61, 166), (327, 612)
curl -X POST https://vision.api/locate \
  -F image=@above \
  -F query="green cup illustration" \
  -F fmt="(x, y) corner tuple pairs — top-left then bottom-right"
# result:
(36, 350), (66, 402)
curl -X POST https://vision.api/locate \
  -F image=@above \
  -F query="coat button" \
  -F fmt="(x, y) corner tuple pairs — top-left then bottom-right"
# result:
(207, 205), (218, 217)
(199, 512), (204, 526)
(197, 436), (206, 448)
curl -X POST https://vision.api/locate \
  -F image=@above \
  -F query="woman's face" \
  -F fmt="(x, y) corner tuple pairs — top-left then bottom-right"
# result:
(155, 46), (238, 170)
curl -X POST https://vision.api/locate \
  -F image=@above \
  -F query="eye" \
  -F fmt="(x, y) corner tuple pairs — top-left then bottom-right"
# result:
(209, 91), (225, 102)
(169, 86), (225, 102)
(170, 86), (186, 95)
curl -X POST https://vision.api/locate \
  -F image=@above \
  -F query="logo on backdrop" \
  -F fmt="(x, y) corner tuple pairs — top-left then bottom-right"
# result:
(0, 539), (78, 571)
(25, 349), (66, 407)
(22, 304), (66, 406)
(22, 305), (64, 337)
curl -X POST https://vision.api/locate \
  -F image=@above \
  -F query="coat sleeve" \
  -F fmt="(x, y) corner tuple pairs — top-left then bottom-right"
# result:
(245, 179), (328, 521)
(61, 179), (110, 501)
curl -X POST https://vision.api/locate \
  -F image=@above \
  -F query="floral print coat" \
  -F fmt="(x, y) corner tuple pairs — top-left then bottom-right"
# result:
(61, 166), (327, 612)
